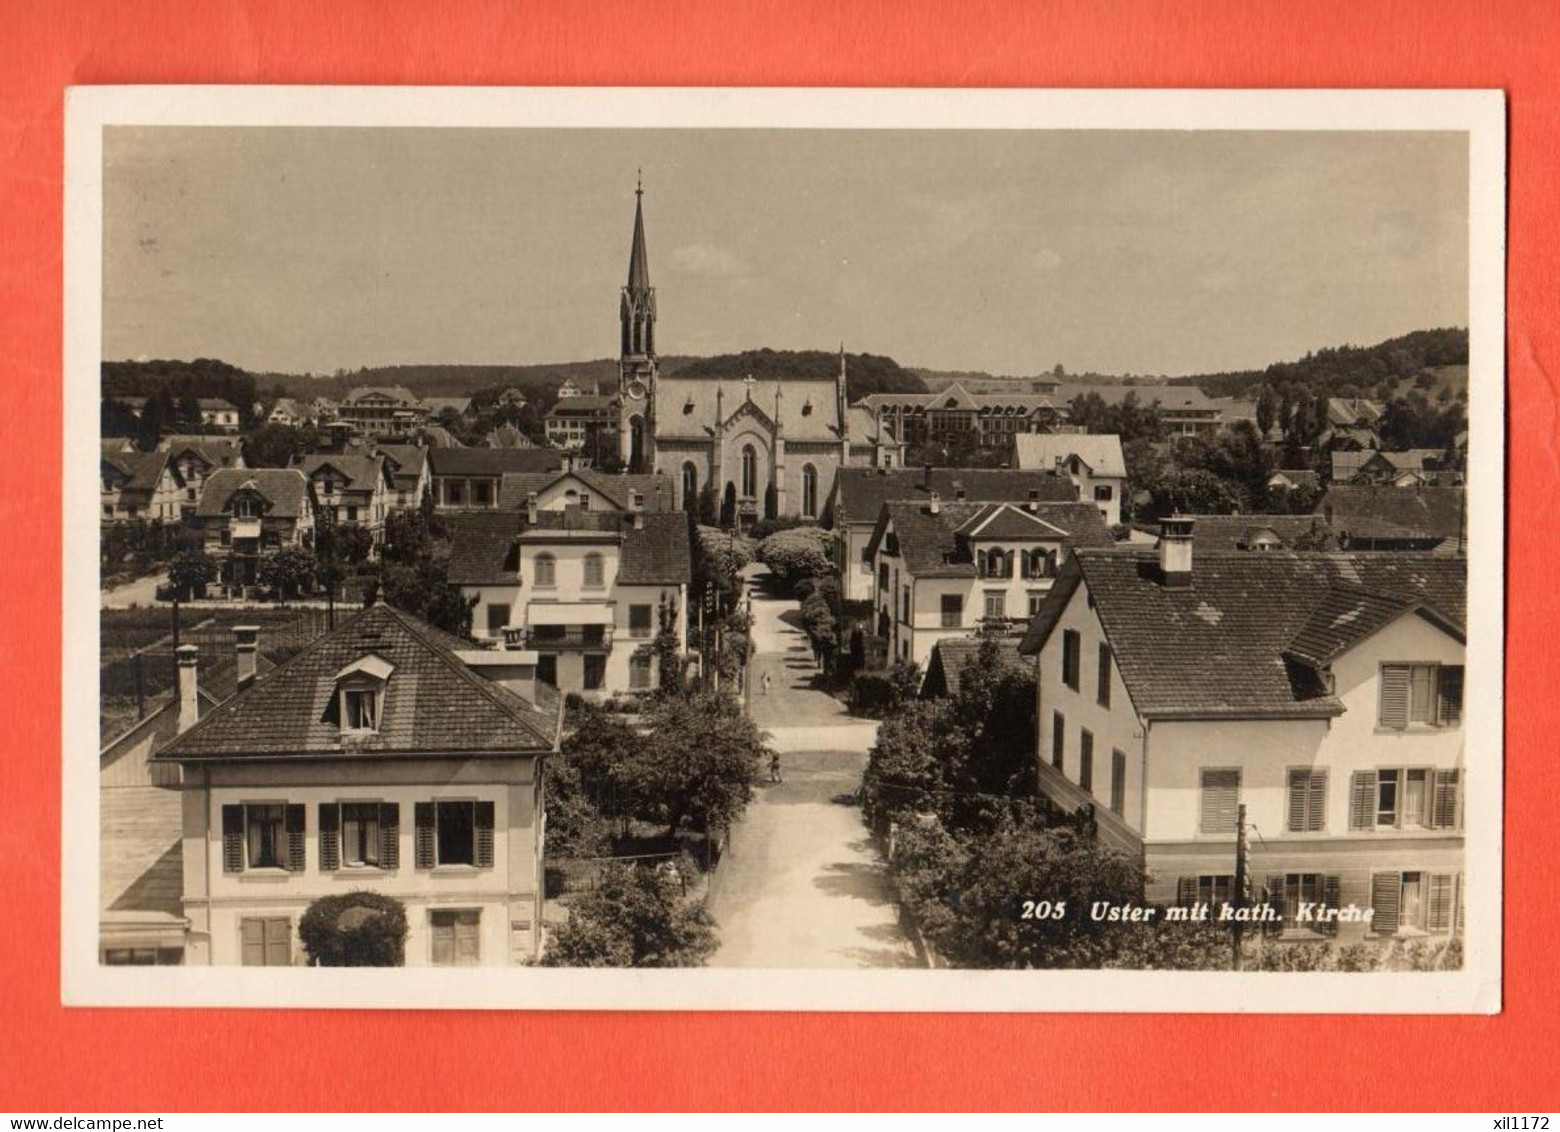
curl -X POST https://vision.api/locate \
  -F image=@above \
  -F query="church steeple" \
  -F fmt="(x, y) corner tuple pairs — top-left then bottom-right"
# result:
(618, 174), (657, 473)
(621, 173), (656, 358)
(627, 173), (650, 293)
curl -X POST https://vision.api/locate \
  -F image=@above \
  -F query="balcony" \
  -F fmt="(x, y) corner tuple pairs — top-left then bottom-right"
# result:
(231, 518), (262, 540)
(524, 624), (614, 651)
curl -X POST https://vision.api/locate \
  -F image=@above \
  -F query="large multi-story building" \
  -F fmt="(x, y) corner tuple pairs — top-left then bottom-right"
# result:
(857, 385), (1067, 451)
(1019, 519), (1466, 942)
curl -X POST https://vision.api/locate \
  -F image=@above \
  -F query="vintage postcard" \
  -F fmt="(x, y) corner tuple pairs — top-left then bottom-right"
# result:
(62, 86), (1504, 1012)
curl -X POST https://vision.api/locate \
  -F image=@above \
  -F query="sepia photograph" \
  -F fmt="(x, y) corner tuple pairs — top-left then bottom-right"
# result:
(62, 87), (1505, 1011)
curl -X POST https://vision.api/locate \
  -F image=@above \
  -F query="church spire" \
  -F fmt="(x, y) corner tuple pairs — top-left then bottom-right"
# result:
(627, 171), (650, 292)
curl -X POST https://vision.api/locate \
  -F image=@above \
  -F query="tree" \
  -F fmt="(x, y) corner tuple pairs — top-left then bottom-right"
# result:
(1255, 384), (1277, 438)
(539, 861), (717, 968)
(1148, 468), (1243, 518)
(298, 892), (408, 966)
(756, 526), (832, 592)
(243, 423), (319, 468)
(627, 690), (766, 837)
(377, 559), (475, 639)
(863, 700), (951, 825)
(257, 546), (316, 599)
(165, 550), (216, 600)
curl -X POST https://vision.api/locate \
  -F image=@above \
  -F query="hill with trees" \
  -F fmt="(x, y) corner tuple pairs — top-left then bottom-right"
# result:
(672, 349), (926, 399)
(1171, 327), (1468, 400)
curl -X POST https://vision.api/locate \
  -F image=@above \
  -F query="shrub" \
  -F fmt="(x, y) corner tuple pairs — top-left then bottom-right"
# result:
(848, 660), (922, 718)
(298, 891), (409, 966)
(756, 526), (832, 592)
(1108, 523), (1132, 542)
(539, 860), (717, 968)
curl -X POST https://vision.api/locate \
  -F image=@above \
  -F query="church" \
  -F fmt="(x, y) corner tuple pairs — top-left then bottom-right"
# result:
(613, 183), (900, 523)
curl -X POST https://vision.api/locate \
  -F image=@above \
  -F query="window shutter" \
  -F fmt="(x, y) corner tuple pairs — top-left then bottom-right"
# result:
(240, 918), (265, 965)
(1264, 875), (1285, 937)
(1199, 769), (1239, 834)
(1379, 665), (1409, 729)
(264, 918), (291, 967)
(414, 802), (435, 869)
(1427, 873), (1453, 933)
(1318, 875), (1342, 936)
(1052, 712), (1065, 771)
(1097, 644), (1111, 708)
(1349, 771), (1375, 831)
(1308, 771), (1327, 832)
(284, 804), (306, 872)
(1371, 873), (1400, 935)
(1287, 770), (1309, 832)
(475, 801), (496, 868)
(318, 804), (340, 872)
(1176, 877), (1196, 906)
(1432, 770), (1460, 829)
(379, 802), (400, 870)
(221, 804), (245, 873)
(1437, 665), (1464, 727)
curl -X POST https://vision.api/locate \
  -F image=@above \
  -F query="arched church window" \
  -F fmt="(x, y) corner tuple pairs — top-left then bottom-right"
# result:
(681, 462), (698, 510)
(741, 445), (758, 498)
(801, 464), (818, 518)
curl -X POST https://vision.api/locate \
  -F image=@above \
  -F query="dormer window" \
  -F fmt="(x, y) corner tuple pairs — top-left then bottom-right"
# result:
(802, 399), (814, 416)
(344, 688), (380, 731)
(234, 497), (260, 519)
(334, 654), (394, 735)
(683, 396), (695, 414)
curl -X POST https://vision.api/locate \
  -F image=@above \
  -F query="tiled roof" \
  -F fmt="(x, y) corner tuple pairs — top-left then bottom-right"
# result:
(1011, 434), (1127, 477)
(922, 635), (1026, 699)
(428, 447), (564, 477)
(1285, 585), (1460, 670)
(869, 500), (1112, 577)
(102, 450), (171, 492)
(1183, 514), (1333, 551)
(376, 444), (427, 488)
(1319, 486), (1464, 544)
(957, 502), (1094, 542)
(496, 470), (677, 513)
(445, 512), (523, 585)
(546, 394), (618, 415)
(155, 603), (561, 761)
(1019, 549), (1465, 720)
(160, 435), (243, 468)
(832, 467), (1076, 526)
(618, 510), (693, 585)
(198, 398), (239, 411)
(423, 396), (472, 415)
(291, 453), (386, 489)
(1057, 384), (1220, 413)
(1326, 397), (1384, 426)
(858, 386), (1063, 413)
(1271, 468), (1319, 489)
(342, 385), (420, 406)
(194, 468), (310, 519)
(656, 377), (850, 443)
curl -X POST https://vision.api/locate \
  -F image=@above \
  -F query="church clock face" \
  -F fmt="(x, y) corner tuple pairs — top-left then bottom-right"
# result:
(625, 378), (648, 401)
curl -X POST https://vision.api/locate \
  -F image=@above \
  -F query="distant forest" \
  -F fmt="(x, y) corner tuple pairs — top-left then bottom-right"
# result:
(671, 349), (926, 398)
(1170, 327), (1469, 399)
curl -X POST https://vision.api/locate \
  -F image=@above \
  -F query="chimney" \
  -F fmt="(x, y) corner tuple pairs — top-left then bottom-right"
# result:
(525, 491), (539, 525)
(1027, 488), (1040, 512)
(233, 625), (260, 691)
(923, 462), (933, 490)
(176, 644), (200, 733)
(953, 481), (966, 501)
(928, 491), (941, 516)
(1157, 516), (1195, 587)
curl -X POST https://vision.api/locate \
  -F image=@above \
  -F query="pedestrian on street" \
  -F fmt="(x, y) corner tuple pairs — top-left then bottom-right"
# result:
(762, 671), (773, 696)
(769, 752), (782, 784)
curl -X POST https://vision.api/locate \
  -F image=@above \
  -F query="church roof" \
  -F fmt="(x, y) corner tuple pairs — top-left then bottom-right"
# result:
(627, 185), (650, 292)
(656, 376), (850, 443)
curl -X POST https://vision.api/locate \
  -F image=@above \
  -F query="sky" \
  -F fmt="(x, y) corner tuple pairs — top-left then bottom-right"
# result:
(102, 126), (1469, 378)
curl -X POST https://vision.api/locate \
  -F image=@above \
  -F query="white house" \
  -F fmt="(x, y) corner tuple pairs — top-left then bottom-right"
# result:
(153, 602), (563, 967)
(1018, 518), (1467, 943)
(865, 497), (1114, 668)
(1011, 433), (1128, 526)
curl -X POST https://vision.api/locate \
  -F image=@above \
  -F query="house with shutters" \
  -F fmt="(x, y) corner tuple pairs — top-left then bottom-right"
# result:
(101, 446), (182, 524)
(376, 443), (432, 511)
(447, 489), (691, 698)
(1018, 518), (1467, 943)
(290, 452), (394, 544)
(152, 602), (563, 967)
(191, 468), (314, 590)
(158, 435), (246, 519)
(426, 446), (564, 510)
(866, 496), (1114, 668)
(1011, 433), (1128, 526)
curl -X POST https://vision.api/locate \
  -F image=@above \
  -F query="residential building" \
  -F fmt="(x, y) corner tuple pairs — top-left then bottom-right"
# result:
(152, 603), (563, 966)
(192, 468), (314, 590)
(265, 398), (307, 427)
(825, 466), (1078, 603)
(1326, 397), (1385, 430)
(427, 446), (564, 510)
(554, 379), (584, 400)
(1319, 486), (1465, 552)
(1182, 513), (1334, 552)
(920, 635), (1025, 699)
(486, 423), (536, 449)
(291, 452), (394, 543)
(159, 436), (246, 519)
(336, 386), (428, 437)
(101, 448), (181, 524)
(1057, 383), (1225, 437)
(495, 467), (678, 515)
(1019, 521), (1466, 943)
(1011, 433), (1128, 525)
(866, 497), (1113, 667)
(1331, 449), (1454, 488)
(423, 396), (474, 419)
(857, 384), (1067, 450)
(544, 394), (621, 462)
(376, 444), (432, 511)
(1268, 468), (1320, 493)
(198, 398), (242, 432)
(448, 496), (691, 698)
(495, 387), (530, 408)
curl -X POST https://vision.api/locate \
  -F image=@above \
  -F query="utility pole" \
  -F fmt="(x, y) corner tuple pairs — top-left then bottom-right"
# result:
(1232, 802), (1248, 972)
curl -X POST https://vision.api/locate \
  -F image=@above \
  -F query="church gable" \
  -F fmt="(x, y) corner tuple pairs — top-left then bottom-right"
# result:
(721, 397), (778, 434)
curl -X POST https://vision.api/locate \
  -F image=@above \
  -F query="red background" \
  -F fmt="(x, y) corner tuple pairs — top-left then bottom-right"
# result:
(2, 0), (1555, 1111)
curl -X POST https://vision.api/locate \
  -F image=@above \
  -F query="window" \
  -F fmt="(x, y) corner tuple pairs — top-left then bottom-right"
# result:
(741, 444), (758, 498)
(533, 553), (556, 588)
(578, 494), (591, 512)
(1378, 663), (1463, 729)
(1371, 871), (1458, 935)
(1351, 768), (1459, 830)
(430, 909), (481, 967)
(1061, 630), (1080, 690)
(878, 563), (889, 593)
(801, 464), (818, 518)
(446, 482), (465, 506)
(901, 586), (911, 624)
(103, 947), (183, 966)
(1270, 873), (1340, 934)
(940, 593), (963, 628)
(584, 654), (607, 691)
(1199, 769), (1240, 834)
(319, 802), (399, 870)
(234, 497), (259, 518)
(415, 800), (495, 868)
(1177, 875), (1235, 907)
(343, 688), (380, 731)
(630, 653), (653, 690)
(1287, 768), (1328, 832)
(240, 917), (292, 967)
(346, 505), (358, 522)
(1079, 730), (1094, 792)
(1051, 712), (1065, 771)
(983, 591), (1006, 621)
(536, 654), (557, 687)
(222, 803), (305, 873)
(982, 547), (1012, 579)
(1110, 750), (1127, 816)
(1097, 643), (1112, 708)
(473, 482), (492, 506)
(624, 604), (654, 640)
(220, 529), (232, 547)
(486, 603), (511, 634)
(583, 552), (605, 588)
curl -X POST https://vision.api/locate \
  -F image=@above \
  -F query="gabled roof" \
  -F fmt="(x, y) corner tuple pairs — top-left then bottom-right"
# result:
(1019, 549), (1466, 720)
(1182, 514), (1333, 551)
(155, 603), (561, 761)
(422, 396), (472, 416)
(102, 450), (172, 492)
(655, 376), (848, 443)
(342, 385), (420, 406)
(1319, 486), (1465, 544)
(160, 435), (243, 468)
(427, 447), (564, 477)
(1270, 468), (1319, 489)
(446, 508), (691, 587)
(445, 512), (523, 585)
(375, 444), (428, 488)
(1326, 397), (1385, 426)
(1285, 585), (1462, 670)
(831, 467), (1076, 526)
(197, 397), (239, 411)
(496, 470), (676, 513)
(957, 502), (1075, 541)
(868, 500), (1113, 577)
(618, 510), (693, 586)
(1057, 384), (1220, 413)
(1011, 433), (1128, 478)
(546, 394), (618, 415)
(291, 453), (387, 491)
(194, 468), (310, 518)
(921, 635), (1026, 699)
(857, 391), (1064, 413)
